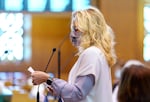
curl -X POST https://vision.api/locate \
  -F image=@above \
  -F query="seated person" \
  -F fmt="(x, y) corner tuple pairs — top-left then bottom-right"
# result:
(117, 62), (150, 102)
(112, 59), (145, 102)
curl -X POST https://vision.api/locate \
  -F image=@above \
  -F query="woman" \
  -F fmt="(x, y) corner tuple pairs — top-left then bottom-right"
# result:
(31, 6), (116, 102)
(112, 59), (144, 102)
(117, 64), (150, 102)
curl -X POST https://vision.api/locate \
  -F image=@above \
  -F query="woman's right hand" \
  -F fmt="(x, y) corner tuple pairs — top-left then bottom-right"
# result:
(31, 71), (49, 85)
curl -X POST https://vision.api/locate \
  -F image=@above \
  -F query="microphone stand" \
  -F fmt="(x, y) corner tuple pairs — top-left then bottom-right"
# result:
(37, 48), (56, 102)
(57, 35), (69, 78)
(0, 50), (9, 61)
(58, 49), (61, 78)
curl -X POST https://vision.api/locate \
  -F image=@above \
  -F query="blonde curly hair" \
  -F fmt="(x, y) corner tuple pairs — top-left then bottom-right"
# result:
(71, 6), (116, 68)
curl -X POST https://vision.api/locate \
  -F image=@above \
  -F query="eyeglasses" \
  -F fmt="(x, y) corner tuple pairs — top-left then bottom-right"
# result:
(72, 26), (79, 32)
(70, 26), (82, 39)
(74, 28), (79, 32)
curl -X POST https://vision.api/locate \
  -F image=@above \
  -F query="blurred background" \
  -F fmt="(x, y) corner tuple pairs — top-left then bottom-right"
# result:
(0, 0), (150, 102)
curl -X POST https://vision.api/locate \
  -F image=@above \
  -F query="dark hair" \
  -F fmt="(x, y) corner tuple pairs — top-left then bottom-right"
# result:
(117, 65), (150, 102)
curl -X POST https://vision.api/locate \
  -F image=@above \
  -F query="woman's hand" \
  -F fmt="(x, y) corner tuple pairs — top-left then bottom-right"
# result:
(31, 71), (49, 85)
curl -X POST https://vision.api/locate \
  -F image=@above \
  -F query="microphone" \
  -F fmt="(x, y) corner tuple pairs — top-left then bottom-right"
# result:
(37, 48), (56, 102)
(0, 50), (9, 61)
(44, 48), (56, 72)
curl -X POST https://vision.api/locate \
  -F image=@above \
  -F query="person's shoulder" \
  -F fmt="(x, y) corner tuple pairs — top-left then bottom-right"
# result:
(83, 46), (104, 56)
(84, 46), (101, 53)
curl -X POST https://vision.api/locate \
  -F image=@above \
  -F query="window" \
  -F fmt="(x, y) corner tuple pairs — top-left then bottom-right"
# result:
(50, 0), (70, 12)
(0, 0), (94, 12)
(0, 13), (24, 61)
(28, 0), (47, 12)
(143, 5), (150, 61)
(5, 0), (23, 11)
(0, 13), (31, 62)
(72, 0), (91, 11)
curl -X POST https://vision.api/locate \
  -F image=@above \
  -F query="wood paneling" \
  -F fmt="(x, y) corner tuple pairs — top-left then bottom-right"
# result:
(99, 0), (144, 61)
